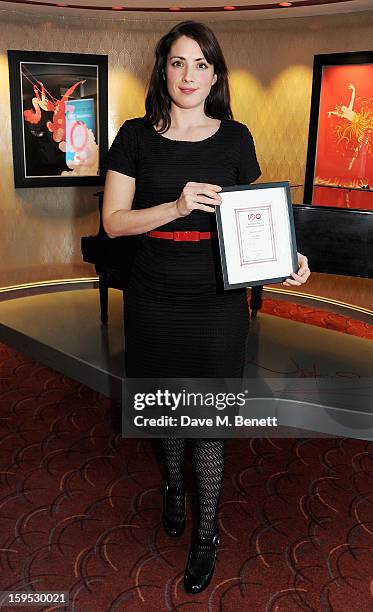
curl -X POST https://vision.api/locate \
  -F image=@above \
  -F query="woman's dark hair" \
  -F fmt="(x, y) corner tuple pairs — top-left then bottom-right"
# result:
(145, 21), (233, 133)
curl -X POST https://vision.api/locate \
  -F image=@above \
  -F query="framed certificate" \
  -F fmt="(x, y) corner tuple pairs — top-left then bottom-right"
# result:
(215, 181), (298, 289)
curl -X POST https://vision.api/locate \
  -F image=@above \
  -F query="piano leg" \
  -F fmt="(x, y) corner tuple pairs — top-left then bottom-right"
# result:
(250, 285), (263, 319)
(99, 274), (109, 324)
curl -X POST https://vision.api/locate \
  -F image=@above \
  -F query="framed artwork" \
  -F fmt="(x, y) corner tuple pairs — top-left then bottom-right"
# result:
(216, 182), (298, 289)
(8, 50), (108, 188)
(304, 51), (373, 211)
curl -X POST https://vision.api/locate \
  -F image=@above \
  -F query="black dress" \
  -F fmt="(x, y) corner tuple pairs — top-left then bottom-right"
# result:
(104, 117), (261, 378)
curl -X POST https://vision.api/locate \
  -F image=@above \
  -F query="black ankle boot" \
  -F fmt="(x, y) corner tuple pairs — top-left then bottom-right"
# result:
(162, 482), (186, 537)
(183, 531), (220, 593)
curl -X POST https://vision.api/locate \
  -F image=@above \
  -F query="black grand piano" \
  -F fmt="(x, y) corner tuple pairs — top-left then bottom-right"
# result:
(81, 191), (373, 324)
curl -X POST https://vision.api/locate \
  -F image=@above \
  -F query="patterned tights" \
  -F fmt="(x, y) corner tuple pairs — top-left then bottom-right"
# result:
(161, 437), (225, 573)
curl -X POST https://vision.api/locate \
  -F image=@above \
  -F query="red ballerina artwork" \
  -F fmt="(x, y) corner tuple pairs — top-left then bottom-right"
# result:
(313, 63), (373, 210)
(326, 83), (372, 174)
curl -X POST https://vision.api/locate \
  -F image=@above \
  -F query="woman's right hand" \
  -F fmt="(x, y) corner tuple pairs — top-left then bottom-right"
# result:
(175, 182), (222, 217)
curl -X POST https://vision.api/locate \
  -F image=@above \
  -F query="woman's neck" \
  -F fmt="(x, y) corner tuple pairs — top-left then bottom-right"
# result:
(168, 106), (214, 131)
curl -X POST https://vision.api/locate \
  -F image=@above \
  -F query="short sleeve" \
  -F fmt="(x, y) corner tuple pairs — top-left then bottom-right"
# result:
(237, 124), (261, 184)
(103, 120), (138, 178)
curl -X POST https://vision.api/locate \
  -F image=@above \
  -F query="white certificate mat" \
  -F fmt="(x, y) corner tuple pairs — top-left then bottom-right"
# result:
(216, 182), (298, 289)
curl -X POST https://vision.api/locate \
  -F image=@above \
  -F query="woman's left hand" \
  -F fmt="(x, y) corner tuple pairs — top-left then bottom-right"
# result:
(282, 252), (311, 287)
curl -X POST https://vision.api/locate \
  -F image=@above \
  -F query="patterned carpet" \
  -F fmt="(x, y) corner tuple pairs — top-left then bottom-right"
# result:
(1, 332), (373, 612)
(258, 297), (373, 340)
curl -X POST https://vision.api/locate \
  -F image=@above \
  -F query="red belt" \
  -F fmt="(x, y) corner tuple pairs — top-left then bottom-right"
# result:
(146, 230), (212, 242)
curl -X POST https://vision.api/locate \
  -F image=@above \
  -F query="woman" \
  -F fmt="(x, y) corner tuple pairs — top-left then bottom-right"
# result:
(103, 21), (311, 594)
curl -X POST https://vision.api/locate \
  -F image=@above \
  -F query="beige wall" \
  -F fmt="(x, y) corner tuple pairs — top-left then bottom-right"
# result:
(1, 10), (372, 308)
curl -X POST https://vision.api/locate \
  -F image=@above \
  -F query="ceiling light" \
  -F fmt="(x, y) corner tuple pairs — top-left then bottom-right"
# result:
(279, 2), (292, 6)
(224, 5), (237, 9)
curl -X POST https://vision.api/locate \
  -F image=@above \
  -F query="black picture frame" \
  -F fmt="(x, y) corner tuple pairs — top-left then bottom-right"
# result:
(8, 50), (108, 188)
(304, 50), (373, 209)
(215, 181), (298, 290)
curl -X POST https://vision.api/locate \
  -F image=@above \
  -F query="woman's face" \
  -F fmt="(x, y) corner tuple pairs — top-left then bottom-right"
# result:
(165, 35), (217, 111)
